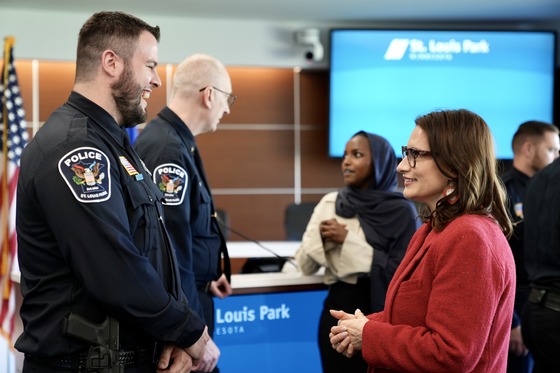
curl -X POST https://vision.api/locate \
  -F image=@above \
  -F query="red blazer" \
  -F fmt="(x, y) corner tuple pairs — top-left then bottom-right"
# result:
(362, 214), (515, 373)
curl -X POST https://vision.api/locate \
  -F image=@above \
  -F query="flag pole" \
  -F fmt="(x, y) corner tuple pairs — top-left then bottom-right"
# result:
(0, 37), (14, 292)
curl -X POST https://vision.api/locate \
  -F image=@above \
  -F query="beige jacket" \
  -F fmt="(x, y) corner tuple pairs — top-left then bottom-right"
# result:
(295, 191), (373, 285)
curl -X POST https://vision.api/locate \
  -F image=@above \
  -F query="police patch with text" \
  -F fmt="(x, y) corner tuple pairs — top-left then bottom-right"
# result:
(153, 163), (188, 206)
(58, 147), (111, 203)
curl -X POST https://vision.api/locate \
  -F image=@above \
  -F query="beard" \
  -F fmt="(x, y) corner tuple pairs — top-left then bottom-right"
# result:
(111, 64), (147, 128)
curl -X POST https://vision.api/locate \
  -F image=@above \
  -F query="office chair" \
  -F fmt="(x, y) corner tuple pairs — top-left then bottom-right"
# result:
(284, 202), (318, 241)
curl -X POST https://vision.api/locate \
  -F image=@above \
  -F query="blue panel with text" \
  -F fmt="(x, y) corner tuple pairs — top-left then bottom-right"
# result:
(329, 29), (557, 159)
(214, 289), (328, 372)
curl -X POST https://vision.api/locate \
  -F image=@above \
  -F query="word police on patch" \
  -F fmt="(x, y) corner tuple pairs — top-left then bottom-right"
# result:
(58, 147), (111, 203)
(153, 163), (187, 206)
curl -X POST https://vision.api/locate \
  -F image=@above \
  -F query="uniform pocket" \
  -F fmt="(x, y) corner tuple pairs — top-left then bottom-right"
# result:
(123, 179), (158, 256)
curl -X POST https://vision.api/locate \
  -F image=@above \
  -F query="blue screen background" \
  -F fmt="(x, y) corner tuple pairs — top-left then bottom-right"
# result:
(329, 30), (556, 159)
(214, 290), (327, 372)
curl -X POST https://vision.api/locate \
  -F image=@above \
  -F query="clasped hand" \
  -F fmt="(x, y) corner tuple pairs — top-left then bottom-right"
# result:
(157, 326), (210, 373)
(329, 309), (368, 358)
(320, 219), (348, 244)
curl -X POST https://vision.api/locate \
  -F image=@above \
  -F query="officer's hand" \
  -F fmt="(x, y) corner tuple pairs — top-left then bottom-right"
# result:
(509, 325), (529, 356)
(209, 274), (232, 299)
(157, 343), (193, 373)
(185, 326), (210, 364)
(192, 337), (220, 372)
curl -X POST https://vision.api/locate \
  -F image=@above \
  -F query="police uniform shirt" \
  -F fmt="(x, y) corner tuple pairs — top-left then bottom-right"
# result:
(135, 106), (228, 323)
(16, 92), (205, 356)
(501, 166), (530, 327)
(502, 167), (530, 280)
(502, 166), (529, 223)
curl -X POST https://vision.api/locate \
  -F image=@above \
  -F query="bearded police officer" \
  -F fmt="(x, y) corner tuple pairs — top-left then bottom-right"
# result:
(16, 11), (209, 373)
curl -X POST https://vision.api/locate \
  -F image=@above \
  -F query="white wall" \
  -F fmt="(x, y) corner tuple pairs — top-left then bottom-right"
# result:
(1, 8), (559, 67)
(0, 8), (329, 67)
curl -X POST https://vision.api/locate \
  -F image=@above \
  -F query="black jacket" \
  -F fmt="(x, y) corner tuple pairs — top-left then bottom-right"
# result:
(524, 158), (560, 292)
(135, 107), (230, 323)
(16, 92), (205, 357)
(501, 166), (531, 327)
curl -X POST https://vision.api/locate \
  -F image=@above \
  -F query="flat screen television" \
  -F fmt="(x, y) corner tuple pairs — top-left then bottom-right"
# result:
(328, 29), (557, 159)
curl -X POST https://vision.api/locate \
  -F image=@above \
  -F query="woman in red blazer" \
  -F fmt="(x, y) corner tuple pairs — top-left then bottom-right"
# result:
(329, 109), (516, 373)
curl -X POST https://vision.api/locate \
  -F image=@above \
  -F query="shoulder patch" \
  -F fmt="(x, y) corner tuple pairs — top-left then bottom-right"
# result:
(58, 147), (111, 203)
(153, 163), (188, 206)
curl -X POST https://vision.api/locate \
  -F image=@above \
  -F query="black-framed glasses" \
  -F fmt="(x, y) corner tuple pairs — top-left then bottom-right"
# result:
(402, 146), (433, 168)
(199, 86), (236, 107)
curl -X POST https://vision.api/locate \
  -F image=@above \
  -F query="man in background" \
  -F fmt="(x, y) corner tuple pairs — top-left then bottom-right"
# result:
(16, 11), (208, 372)
(501, 120), (559, 373)
(135, 53), (233, 373)
(522, 156), (560, 373)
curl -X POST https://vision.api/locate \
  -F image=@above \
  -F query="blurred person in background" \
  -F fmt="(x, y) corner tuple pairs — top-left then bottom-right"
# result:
(295, 131), (419, 373)
(501, 120), (559, 373)
(522, 155), (560, 373)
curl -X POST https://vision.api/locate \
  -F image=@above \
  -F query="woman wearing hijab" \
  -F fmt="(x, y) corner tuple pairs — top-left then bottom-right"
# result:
(295, 131), (419, 373)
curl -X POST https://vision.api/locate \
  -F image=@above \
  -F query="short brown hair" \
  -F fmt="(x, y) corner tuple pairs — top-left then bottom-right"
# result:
(75, 11), (160, 82)
(511, 120), (559, 154)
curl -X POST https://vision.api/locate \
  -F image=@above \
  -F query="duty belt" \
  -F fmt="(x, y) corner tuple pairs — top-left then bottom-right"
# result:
(196, 281), (212, 293)
(528, 287), (560, 313)
(26, 345), (157, 371)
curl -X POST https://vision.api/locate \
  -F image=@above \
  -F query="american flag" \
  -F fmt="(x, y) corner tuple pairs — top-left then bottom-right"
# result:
(1, 36), (28, 371)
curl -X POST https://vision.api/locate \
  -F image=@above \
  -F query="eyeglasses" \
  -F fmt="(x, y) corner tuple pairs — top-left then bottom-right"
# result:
(199, 86), (236, 107)
(402, 146), (433, 168)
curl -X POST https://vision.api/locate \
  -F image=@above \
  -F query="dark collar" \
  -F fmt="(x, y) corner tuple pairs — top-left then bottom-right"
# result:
(66, 91), (126, 147)
(157, 106), (196, 149)
(505, 166), (531, 185)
